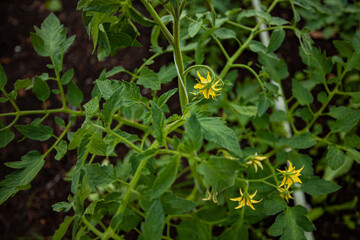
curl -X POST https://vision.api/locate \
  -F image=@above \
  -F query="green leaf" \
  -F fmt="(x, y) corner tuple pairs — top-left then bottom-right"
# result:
(264, 192), (286, 216)
(67, 81), (83, 107)
(102, 86), (124, 124)
(150, 155), (179, 199)
(197, 156), (240, 193)
(267, 29), (285, 53)
(231, 103), (257, 117)
(55, 116), (65, 127)
(257, 93), (270, 117)
(113, 209), (142, 233)
(157, 88), (177, 108)
(96, 79), (122, 100)
(220, 221), (248, 240)
(60, 68), (74, 85)
(213, 28), (237, 40)
(53, 216), (74, 240)
(326, 145), (345, 170)
(0, 151), (44, 205)
(259, 53), (289, 82)
(328, 106), (360, 133)
(199, 117), (241, 156)
(288, 133), (316, 149)
(268, 206), (316, 240)
(177, 219), (210, 240)
(333, 40), (353, 58)
(302, 176), (341, 196)
(86, 163), (116, 188)
(142, 199), (164, 240)
(122, 81), (142, 107)
(127, 6), (155, 27)
(151, 101), (165, 145)
(84, 0), (121, 13)
(160, 191), (197, 215)
(88, 131), (107, 156)
(137, 67), (160, 91)
(33, 76), (50, 102)
(183, 113), (203, 152)
(84, 96), (99, 119)
(188, 20), (203, 38)
(292, 79), (313, 105)
(15, 124), (53, 141)
(0, 64), (7, 89)
(0, 129), (15, 148)
(55, 140), (67, 160)
(14, 78), (31, 90)
(269, 17), (289, 26)
(52, 201), (72, 212)
(158, 63), (178, 84)
(30, 13), (74, 72)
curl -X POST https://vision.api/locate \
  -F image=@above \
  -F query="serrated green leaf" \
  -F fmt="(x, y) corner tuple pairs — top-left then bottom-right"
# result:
(151, 101), (165, 145)
(268, 29), (285, 53)
(150, 155), (179, 199)
(292, 79), (313, 105)
(197, 156), (240, 193)
(14, 78), (31, 90)
(0, 64), (7, 89)
(33, 76), (50, 102)
(137, 67), (160, 91)
(88, 131), (107, 156)
(86, 163), (116, 188)
(84, 96), (99, 119)
(67, 81), (83, 107)
(52, 201), (72, 212)
(0, 151), (44, 205)
(220, 220), (248, 240)
(30, 13), (74, 72)
(326, 145), (345, 170)
(288, 151), (313, 177)
(268, 206), (316, 240)
(177, 219), (210, 240)
(259, 53), (289, 82)
(264, 192), (286, 216)
(96, 79), (122, 100)
(122, 81), (142, 107)
(302, 176), (341, 196)
(183, 114), (203, 152)
(55, 140), (67, 160)
(188, 20), (202, 38)
(0, 129), (15, 148)
(60, 68), (74, 85)
(269, 17), (289, 26)
(15, 124), (53, 141)
(288, 133), (316, 149)
(158, 63), (178, 84)
(127, 5), (155, 27)
(142, 199), (164, 240)
(213, 28), (237, 40)
(257, 93), (270, 117)
(157, 88), (177, 108)
(53, 216), (74, 240)
(160, 191), (197, 215)
(231, 103), (257, 117)
(198, 117), (241, 156)
(102, 86), (124, 124)
(333, 40), (353, 58)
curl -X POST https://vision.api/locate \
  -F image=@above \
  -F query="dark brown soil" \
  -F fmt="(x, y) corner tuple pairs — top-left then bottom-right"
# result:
(0, 1), (359, 239)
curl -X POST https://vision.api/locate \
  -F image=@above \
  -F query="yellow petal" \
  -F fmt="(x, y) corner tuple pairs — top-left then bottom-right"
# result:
(249, 190), (258, 199)
(194, 83), (205, 89)
(197, 71), (207, 83)
(206, 72), (211, 83)
(230, 197), (243, 202)
(246, 199), (256, 210)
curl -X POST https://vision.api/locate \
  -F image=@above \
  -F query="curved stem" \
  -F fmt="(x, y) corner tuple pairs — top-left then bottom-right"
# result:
(231, 64), (265, 91)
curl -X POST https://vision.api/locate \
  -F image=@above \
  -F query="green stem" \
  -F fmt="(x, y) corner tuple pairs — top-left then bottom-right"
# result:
(82, 216), (104, 238)
(231, 64), (265, 91)
(50, 57), (67, 108)
(140, 0), (174, 46)
(92, 124), (142, 153)
(43, 120), (72, 156)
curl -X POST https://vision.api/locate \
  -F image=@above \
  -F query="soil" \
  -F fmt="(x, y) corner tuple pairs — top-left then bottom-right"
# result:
(1, 1), (359, 239)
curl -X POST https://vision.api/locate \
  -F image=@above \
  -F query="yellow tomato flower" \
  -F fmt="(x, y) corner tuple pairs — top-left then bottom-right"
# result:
(230, 189), (262, 210)
(245, 153), (266, 172)
(277, 186), (294, 202)
(194, 71), (222, 100)
(277, 160), (304, 188)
